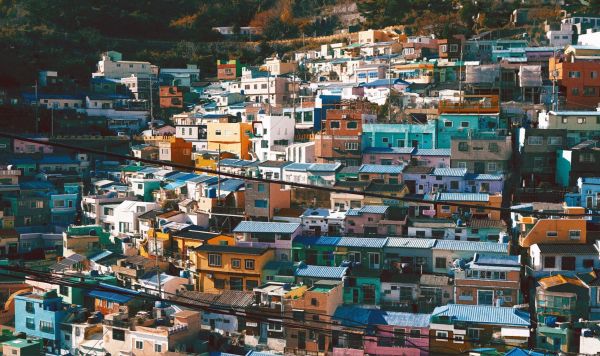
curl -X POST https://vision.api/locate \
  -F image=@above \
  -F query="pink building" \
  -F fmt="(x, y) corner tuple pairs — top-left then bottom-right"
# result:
(362, 147), (415, 165)
(344, 205), (389, 235)
(411, 148), (451, 169)
(14, 137), (53, 154)
(333, 306), (430, 356)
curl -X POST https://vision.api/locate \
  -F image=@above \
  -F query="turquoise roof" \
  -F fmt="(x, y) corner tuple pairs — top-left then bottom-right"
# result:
(234, 221), (300, 234)
(433, 240), (509, 254)
(359, 164), (404, 174)
(294, 264), (347, 279)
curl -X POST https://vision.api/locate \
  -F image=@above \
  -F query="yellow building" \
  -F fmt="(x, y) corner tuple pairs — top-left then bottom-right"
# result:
(206, 122), (252, 160)
(194, 244), (275, 293)
(195, 150), (237, 171)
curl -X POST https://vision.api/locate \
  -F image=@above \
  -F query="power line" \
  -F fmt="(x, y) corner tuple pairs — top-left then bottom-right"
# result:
(1, 266), (537, 354)
(0, 132), (597, 218)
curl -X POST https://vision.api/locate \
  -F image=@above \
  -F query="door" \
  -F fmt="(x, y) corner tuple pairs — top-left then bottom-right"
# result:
(474, 162), (485, 174)
(312, 226), (321, 236)
(318, 333), (326, 351)
(298, 331), (306, 349)
(477, 290), (494, 305)
(369, 253), (380, 269)
(209, 319), (216, 331)
(259, 322), (268, 343)
(352, 289), (359, 303)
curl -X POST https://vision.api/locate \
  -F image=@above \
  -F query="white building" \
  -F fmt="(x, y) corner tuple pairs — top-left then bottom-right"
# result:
(300, 208), (346, 235)
(286, 141), (316, 163)
(159, 65), (200, 87)
(546, 23), (573, 47)
(578, 28), (600, 46)
(107, 200), (160, 237)
(93, 51), (154, 79)
(251, 114), (296, 161)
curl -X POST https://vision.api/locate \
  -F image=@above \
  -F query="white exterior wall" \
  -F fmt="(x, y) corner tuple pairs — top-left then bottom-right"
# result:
(286, 142), (316, 163)
(94, 55), (152, 79)
(253, 115), (295, 161)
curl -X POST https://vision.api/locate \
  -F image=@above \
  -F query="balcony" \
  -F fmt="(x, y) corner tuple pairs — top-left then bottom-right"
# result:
(438, 95), (499, 114)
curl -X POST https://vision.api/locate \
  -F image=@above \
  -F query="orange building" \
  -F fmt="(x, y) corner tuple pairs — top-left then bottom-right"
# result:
(159, 86), (184, 108)
(519, 207), (587, 248)
(158, 137), (193, 166)
(550, 46), (600, 109)
(433, 192), (502, 220)
(217, 59), (242, 80)
(206, 122), (252, 160)
(315, 106), (374, 166)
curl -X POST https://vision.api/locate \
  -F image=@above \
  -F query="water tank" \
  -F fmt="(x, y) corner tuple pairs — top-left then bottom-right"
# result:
(179, 270), (190, 278)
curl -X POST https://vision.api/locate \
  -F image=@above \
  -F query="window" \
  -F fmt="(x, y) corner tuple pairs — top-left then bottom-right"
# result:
(26, 317), (34, 329)
(214, 279), (225, 289)
(231, 258), (241, 269)
(457, 162), (467, 169)
(584, 87), (597, 96)
(59, 285), (69, 297)
(330, 121), (340, 129)
(268, 322), (283, 331)
(311, 298), (318, 306)
(577, 117), (586, 124)
(487, 162), (497, 172)
(208, 253), (222, 267)
(410, 329), (421, 338)
(155, 344), (162, 352)
(444, 121), (452, 127)
(458, 142), (469, 151)
(592, 71), (598, 79)
(568, 71), (581, 78)
(528, 136), (543, 145)
(257, 183), (266, 192)
(215, 129), (222, 135)
(548, 137), (562, 145)
(454, 335), (464, 343)
(584, 259), (594, 268)
(246, 279), (259, 290)
(245, 259), (255, 270)
(345, 142), (359, 150)
(562, 257), (576, 271)
(569, 230), (581, 240)
(135, 340), (143, 349)
(467, 329), (481, 341)
(382, 137), (389, 143)
(436, 330), (448, 341)
(562, 117), (568, 124)
(347, 251), (361, 262)
(435, 257), (447, 269)
(572, 87), (580, 96)
(488, 143), (499, 152)
(460, 121), (469, 128)
(26, 301), (34, 313)
(230, 277), (243, 290)
(441, 205), (451, 213)
(254, 200), (268, 208)
(113, 328), (125, 341)
(346, 121), (358, 129)
(544, 256), (556, 269)
(39, 320), (54, 333)
(547, 231), (558, 238)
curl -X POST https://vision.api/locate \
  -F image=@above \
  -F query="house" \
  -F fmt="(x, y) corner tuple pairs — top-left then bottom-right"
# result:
(245, 182), (291, 221)
(363, 182), (410, 207)
(516, 128), (567, 187)
(429, 304), (530, 353)
(454, 254), (522, 307)
(233, 221), (301, 261)
(411, 148), (452, 169)
(206, 122), (253, 160)
(159, 64), (200, 87)
(1, 339), (43, 356)
(14, 290), (76, 352)
(251, 115), (295, 161)
(450, 135), (512, 175)
(285, 280), (343, 355)
(159, 86), (184, 109)
(88, 282), (144, 316)
(111, 255), (169, 287)
(332, 306), (431, 356)
(315, 108), (371, 166)
(344, 205), (390, 235)
(432, 240), (510, 274)
(556, 140), (600, 187)
(529, 243), (600, 275)
(536, 274), (590, 354)
(217, 59), (242, 80)
(194, 244), (275, 292)
(158, 137), (193, 166)
(93, 51), (153, 79)
(362, 122), (437, 152)
(518, 210), (587, 248)
(548, 45), (600, 109)
(292, 236), (388, 270)
(107, 200), (159, 238)
(300, 208), (346, 236)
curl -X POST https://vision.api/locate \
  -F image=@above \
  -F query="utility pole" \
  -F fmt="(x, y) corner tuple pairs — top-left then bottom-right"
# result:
(33, 81), (39, 134)
(217, 144), (221, 207)
(388, 56), (392, 123)
(148, 75), (154, 124)
(153, 230), (162, 299)
(458, 42), (464, 105)
(51, 106), (54, 137)
(551, 49), (559, 112)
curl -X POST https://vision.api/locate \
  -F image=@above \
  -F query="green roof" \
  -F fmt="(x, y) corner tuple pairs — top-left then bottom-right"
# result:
(121, 165), (145, 172)
(2, 338), (42, 349)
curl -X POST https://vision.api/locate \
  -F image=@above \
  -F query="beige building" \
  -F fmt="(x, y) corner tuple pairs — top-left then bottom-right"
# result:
(262, 56), (298, 76)
(358, 29), (394, 44)
(538, 111), (600, 131)
(93, 51), (154, 79)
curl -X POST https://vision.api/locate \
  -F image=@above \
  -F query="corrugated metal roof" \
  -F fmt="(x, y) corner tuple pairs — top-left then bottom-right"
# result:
(431, 304), (530, 326)
(345, 208), (361, 216)
(337, 237), (388, 248)
(386, 237), (437, 249)
(284, 163), (312, 172)
(295, 264), (347, 279)
(163, 181), (186, 190)
(333, 306), (430, 327)
(308, 163), (342, 172)
(413, 148), (451, 156)
(465, 173), (503, 181)
(433, 167), (467, 177)
(359, 164), (404, 174)
(359, 205), (389, 214)
(433, 240), (509, 253)
(89, 250), (113, 262)
(437, 192), (490, 202)
(233, 221), (300, 234)
(363, 146), (415, 154)
(293, 236), (341, 246)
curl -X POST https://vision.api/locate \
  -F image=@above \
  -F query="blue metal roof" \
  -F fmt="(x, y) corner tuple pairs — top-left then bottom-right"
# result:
(88, 283), (140, 304)
(167, 172), (200, 182)
(504, 348), (546, 356)
(217, 178), (245, 192)
(465, 173), (503, 181)
(386, 237), (437, 249)
(431, 304), (530, 327)
(139, 272), (176, 287)
(293, 236), (340, 246)
(284, 163), (312, 172)
(433, 168), (467, 177)
(413, 148), (451, 156)
(359, 164), (404, 174)
(362, 78), (411, 88)
(295, 264), (347, 279)
(437, 192), (490, 202)
(345, 208), (361, 216)
(433, 240), (509, 254)
(89, 250), (113, 262)
(163, 181), (186, 190)
(333, 306), (430, 328)
(219, 159), (259, 167)
(308, 163), (342, 172)
(359, 205), (389, 214)
(234, 221), (300, 234)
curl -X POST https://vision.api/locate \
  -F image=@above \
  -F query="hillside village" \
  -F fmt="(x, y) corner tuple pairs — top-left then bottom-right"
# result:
(1, 2), (600, 356)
